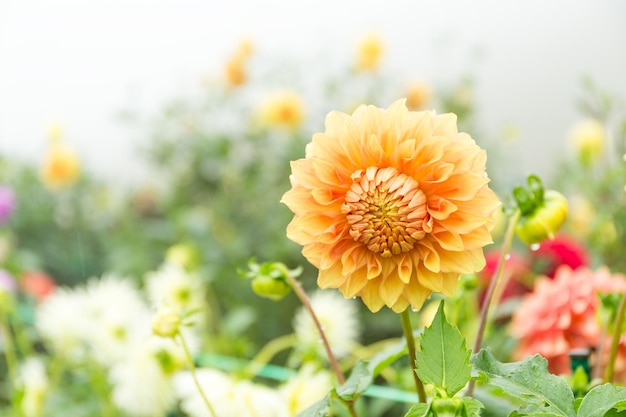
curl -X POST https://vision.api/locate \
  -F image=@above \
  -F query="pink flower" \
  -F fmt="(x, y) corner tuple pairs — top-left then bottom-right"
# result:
(511, 265), (626, 375)
(530, 233), (589, 278)
(20, 271), (56, 301)
(0, 185), (16, 225)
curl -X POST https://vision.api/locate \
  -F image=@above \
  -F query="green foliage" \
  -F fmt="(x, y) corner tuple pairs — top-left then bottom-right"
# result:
(415, 302), (472, 397)
(577, 384), (626, 417)
(472, 349), (576, 417)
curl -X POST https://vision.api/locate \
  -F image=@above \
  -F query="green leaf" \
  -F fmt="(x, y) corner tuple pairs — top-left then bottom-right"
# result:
(577, 384), (626, 417)
(296, 392), (331, 417)
(415, 302), (472, 396)
(336, 361), (373, 401)
(405, 403), (432, 417)
(367, 337), (410, 378)
(472, 349), (575, 417)
(462, 397), (484, 417)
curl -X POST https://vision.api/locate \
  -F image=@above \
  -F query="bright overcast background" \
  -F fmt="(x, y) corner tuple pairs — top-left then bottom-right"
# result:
(1, 0), (625, 185)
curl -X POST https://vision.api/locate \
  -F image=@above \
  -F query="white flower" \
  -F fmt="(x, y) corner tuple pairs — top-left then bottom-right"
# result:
(145, 263), (208, 352)
(82, 275), (153, 365)
(36, 275), (153, 366)
(145, 262), (206, 313)
(18, 357), (49, 417)
(174, 368), (288, 417)
(280, 364), (333, 416)
(109, 338), (181, 417)
(35, 287), (92, 362)
(293, 290), (361, 360)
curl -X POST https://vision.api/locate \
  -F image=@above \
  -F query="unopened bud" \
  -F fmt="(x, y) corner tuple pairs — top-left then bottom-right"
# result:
(152, 306), (182, 338)
(251, 275), (291, 301)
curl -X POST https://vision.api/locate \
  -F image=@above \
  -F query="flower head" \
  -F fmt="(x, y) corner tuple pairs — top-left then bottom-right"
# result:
(40, 128), (80, 190)
(175, 369), (287, 417)
(530, 233), (589, 278)
(109, 339), (179, 417)
(20, 271), (56, 301)
(35, 275), (152, 365)
(511, 265), (626, 375)
(281, 100), (500, 312)
(260, 90), (304, 129)
(224, 39), (253, 87)
(405, 81), (432, 110)
(356, 32), (383, 71)
(569, 118), (605, 165)
(0, 185), (16, 224)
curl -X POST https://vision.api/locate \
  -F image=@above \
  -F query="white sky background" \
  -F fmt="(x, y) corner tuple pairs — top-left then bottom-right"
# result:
(1, 0), (625, 187)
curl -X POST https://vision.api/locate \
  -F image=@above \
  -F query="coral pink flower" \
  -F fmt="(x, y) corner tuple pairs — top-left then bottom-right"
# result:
(512, 265), (626, 375)
(21, 271), (56, 301)
(281, 100), (500, 312)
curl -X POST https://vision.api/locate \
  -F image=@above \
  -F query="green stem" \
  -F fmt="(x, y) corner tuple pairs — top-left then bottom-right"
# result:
(0, 314), (19, 407)
(281, 267), (359, 417)
(604, 289), (626, 383)
(400, 308), (427, 403)
(178, 331), (218, 417)
(281, 269), (345, 385)
(87, 361), (117, 417)
(466, 208), (520, 397)
(243, 334), (296, 378)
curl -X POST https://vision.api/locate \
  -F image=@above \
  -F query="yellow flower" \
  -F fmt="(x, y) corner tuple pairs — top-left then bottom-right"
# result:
(40, 129), (80, 190)
(356, 32), (383, 71)
(569, 118), (605, 165)
(405, 81), (431, 110)
(224, 39), (253, 87)
(281, 100), (500, 312)
(567, 194), (595, 238)
(260, 90), (304, 128)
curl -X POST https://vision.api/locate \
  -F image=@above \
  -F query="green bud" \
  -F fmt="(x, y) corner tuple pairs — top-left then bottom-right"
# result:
(251, 275), (291, 301)
(431, 397), (465, 417)
(515, 190), (568, 245)
(239, 259), (300, 301)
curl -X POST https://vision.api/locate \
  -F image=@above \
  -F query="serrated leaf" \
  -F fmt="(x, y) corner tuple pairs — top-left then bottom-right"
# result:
(472, 349), (575, 417)
(336, 361), (373, 401)
(405, 403), (431, 417)
(415, 302), (472, 396)
(296, 392), (331, 417)
(577, 384), (626, 417)
(462, 397), (484, 417)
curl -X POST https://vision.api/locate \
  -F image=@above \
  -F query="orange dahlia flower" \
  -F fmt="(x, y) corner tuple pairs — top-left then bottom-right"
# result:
(281, 99), (500, 312)
(512, 265), (626, 375)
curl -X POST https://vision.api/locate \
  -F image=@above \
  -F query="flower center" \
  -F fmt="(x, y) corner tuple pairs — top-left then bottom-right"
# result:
(342, 166), (428, 257)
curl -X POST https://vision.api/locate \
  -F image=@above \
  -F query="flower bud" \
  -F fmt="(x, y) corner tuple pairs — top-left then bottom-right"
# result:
(515, 190), (568, 245)
(512, 175), (568, 246)
(431, 397), (465, 417)
(152, 306), (182, 338)
(251, 275), (291, 301)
